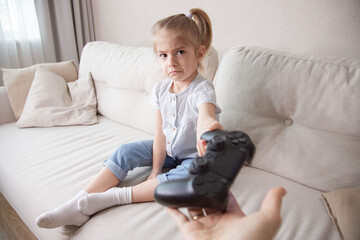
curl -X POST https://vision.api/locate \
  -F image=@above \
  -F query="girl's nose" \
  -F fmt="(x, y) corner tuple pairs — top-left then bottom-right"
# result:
(168, 55), (177, 67)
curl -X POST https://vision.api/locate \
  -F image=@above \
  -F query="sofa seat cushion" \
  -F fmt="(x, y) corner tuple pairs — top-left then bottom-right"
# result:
(0, 116), (155, 240)
(215, 46), (360, 192)
(231, 167), (338, 240)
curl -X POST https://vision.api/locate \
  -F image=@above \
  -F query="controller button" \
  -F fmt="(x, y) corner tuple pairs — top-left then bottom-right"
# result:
(195, 157), (208, 168)
(231, 139), (240, 145)
(212, 182), (223, 193)
(205, 174), (217, 183)
(204, 153), (213, 160)
(239, 137), (247, 143)
(228, 133), (237, 139)
(194, 176), (204, 185)
(236, 132), (244, 138)
(213, 135), (223, 142)
(194, 185), (208, 196)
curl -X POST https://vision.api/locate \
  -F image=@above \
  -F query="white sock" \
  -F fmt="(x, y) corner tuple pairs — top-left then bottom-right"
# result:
(78, 187), (132, 215)
(36, 190), (89, 228)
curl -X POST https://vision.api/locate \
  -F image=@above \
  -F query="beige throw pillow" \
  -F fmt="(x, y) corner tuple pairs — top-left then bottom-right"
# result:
(16, 66), (97, 128)
(321, 188), (360, 240)
(2, 60), (78, 119)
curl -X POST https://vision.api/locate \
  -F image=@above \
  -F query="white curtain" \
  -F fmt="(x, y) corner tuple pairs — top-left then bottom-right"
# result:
(0, 0), (45, 85)
(0, 0), (95, 86)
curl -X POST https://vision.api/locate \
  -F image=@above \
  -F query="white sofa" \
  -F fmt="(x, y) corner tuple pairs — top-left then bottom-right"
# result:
(1, 41), (359, 240)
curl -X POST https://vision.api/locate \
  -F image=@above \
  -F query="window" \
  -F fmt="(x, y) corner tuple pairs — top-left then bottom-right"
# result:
(0, 0), (41, 41)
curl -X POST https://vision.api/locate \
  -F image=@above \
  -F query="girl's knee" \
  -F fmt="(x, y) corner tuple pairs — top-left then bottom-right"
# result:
(113, 142), (139, 157)
(108, 140), (153, 170)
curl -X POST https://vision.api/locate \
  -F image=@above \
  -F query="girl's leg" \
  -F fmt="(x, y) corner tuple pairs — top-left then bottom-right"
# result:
(132, 177), (159, 202)
(36, 190), (89, 228)
(36, 167), (120, 228)
(37, 140), (153, 228)
(36, 140), (156, 228)
(78, 177), (159, 215)
(84, 167), (121, 193)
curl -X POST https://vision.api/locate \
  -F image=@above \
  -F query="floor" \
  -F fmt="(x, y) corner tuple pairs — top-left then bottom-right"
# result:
(0, 193), (37, 240)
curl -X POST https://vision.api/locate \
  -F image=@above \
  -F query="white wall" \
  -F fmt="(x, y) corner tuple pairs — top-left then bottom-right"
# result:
(91, 0), (360, 60)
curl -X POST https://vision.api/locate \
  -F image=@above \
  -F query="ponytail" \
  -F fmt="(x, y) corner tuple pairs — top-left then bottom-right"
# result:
(187, 8), (212, 51)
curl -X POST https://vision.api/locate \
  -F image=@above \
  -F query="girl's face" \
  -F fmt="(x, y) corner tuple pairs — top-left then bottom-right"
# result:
(154, 30), (205, 87)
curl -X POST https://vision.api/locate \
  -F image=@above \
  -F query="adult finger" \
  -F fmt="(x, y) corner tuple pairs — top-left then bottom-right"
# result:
(167, 208), (189, 227)
(260, 187), (287, 219)
(188, 208), (205, 221)
(203, 208), (219, 216)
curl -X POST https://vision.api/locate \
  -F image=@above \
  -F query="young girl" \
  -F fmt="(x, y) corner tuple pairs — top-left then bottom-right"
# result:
(36, 8), (222, 229)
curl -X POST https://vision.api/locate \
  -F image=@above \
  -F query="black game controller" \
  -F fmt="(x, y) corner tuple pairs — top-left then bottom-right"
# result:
(154, 130), (255, 212)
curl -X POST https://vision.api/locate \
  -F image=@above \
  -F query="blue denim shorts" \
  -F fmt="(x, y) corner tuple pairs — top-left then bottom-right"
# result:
(103, 140), (194, 183)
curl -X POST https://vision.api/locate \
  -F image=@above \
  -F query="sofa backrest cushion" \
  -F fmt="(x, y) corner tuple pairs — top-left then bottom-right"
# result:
(214, 46), (360, 192)
(78, 41), (218, 135)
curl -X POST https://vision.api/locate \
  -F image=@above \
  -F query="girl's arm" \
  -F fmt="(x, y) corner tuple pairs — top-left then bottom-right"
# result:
(148, 109), (167, 180)
(197, 103), (223, 156)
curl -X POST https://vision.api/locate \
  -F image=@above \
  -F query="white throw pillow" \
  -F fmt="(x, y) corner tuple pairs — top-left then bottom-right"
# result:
(16, 66), (98, 128)
(2, 60), (78, 119)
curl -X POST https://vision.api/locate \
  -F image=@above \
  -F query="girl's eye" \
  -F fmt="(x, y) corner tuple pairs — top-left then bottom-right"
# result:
(159, 53), (167, 58)
(177, 50), (185, 55)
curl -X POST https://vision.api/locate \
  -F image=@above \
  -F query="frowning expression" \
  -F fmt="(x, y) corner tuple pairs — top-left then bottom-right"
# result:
(154, 31), (204, 86)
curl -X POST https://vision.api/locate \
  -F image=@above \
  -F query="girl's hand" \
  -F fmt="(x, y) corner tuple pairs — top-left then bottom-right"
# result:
(197, 121), (223, 156)
(147, 169), (162, 180)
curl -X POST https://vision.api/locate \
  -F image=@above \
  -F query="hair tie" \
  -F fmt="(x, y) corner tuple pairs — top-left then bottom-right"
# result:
(186, 12), (193, 18)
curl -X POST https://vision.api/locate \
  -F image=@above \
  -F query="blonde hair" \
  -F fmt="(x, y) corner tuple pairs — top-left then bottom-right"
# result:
(151, 8), (212, 54)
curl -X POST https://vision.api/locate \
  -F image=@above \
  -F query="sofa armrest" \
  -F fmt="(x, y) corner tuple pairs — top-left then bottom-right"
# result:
(0, 86), (16, 124)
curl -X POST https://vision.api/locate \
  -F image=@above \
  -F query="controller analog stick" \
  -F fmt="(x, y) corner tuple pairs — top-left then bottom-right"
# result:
(208, 135), (225, 150)
(195, 157), (208, 170)
(189, 157), (209, 174)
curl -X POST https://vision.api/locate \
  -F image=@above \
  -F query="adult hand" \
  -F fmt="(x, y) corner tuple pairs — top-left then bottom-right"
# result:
(166, 187), (286, 240)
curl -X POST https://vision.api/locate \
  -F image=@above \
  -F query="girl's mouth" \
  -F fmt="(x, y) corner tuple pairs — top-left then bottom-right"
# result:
(169, 71), (180, 76)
